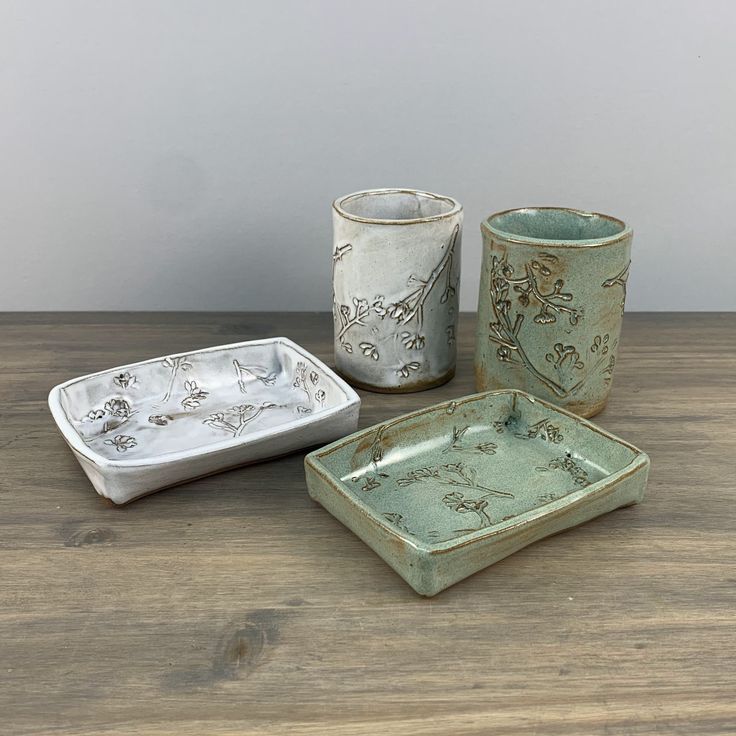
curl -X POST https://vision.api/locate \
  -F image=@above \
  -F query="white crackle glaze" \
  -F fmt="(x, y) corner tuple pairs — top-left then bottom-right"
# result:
(332, 188), (463, 392)
(48, 337), (360, 504)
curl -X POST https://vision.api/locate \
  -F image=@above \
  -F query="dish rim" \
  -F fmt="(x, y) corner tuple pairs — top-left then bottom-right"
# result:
(305, 389), (649, 556)
(48, 336), (361, 470)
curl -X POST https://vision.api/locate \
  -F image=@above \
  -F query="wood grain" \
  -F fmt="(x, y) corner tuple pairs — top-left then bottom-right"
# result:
(0, 312), (734, 735)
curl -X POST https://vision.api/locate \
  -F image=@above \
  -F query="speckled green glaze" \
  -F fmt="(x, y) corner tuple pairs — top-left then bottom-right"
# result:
(304, 389), (649, 596)
(474, 207), (633, 418)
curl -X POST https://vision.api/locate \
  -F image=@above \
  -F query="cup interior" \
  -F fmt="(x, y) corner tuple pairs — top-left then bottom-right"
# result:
(486, 208), (627, 243)
(335, 189), (460, 223)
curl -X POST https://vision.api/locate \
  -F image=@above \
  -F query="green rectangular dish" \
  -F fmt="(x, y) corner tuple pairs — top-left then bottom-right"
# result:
(304, 389), (649, 596)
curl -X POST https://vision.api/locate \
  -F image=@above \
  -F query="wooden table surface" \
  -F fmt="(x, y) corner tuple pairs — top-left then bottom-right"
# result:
(1, 312), (735, 735)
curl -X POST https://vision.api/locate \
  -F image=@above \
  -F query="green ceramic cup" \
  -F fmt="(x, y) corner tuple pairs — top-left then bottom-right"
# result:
(474, 207), (633, 418)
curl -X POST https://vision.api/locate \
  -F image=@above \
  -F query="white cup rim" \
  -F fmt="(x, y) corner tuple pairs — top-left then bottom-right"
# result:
(333, 188), (463, 225)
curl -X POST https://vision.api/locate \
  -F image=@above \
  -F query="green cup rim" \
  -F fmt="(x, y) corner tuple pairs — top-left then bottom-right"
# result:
(482, 206), (632, 247)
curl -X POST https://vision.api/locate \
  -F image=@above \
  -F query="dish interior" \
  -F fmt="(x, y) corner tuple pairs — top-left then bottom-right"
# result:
(487, 208), (625, 242)
(314, 392), (639, 546)
(57, 340), (348, 462)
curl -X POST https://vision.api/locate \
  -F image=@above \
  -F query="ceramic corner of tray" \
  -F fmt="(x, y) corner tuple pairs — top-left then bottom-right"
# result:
(48, 336), (361, 504)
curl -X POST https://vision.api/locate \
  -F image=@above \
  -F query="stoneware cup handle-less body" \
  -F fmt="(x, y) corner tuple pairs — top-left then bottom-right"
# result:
(474, 207), (632, 418)
(332, 188), (463, 392)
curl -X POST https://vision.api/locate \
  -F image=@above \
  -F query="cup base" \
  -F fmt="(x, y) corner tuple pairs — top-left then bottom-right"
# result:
(338, 367), (455, 394)
(473, 375), (609, 419)
(566, 396), (608, 419)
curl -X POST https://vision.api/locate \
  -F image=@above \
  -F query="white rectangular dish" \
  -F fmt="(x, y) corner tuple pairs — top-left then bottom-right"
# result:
(48, 337), (361, 504)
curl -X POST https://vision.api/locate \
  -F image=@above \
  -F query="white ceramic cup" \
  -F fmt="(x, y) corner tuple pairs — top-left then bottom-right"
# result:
(332, 188), (463, 392)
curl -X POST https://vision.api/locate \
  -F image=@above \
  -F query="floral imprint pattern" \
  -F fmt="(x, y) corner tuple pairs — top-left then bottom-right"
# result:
(443, 426), (498, 455)
(396, 362), (421, 378)
(396, 462), (514, 499)
(381, 223), (459, 331)
(84, 397), (137, 435)
(536, 455), (590, 487)
(335, 297), (386, 355)
(181, 380), (208, 410)
(233, 360), (278, 393)
(487, 252), (619, 399)
(156, 356), (192, 406)
(333, 223), (460, 381)
(368, 426), (385, 466)
(487, 253), (583, 398)
(445, 325), (456, 346)
(104, 398), (132, 418)
(537, 491), (561, 504)
(359, 342), (380, 360)
(592, 334), (617, 385)
(75, 343), (338, 458)
(381, 508), (467, 544)
(333, 243), (353, 263)
(602, 261), (630, 314)
(516, 419), (564, 444)
(292, 361), (326, 413)
(382, 512), (411, 534)
(59, 338), (358, 489)
(104, 434), (137, 453)
(203, 402), (278, 437)
(383, 480), (512, 542)
(113, 371), (136, 389)
(348, 424), (391, 491)
(442, 491), (495, 533)
(400, 332), (425, 350)
(358, 475), (383, 492)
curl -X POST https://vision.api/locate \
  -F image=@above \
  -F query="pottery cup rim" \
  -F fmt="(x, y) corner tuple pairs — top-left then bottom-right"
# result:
(482, 206), (632, 247)
(333, 188), (463, 226)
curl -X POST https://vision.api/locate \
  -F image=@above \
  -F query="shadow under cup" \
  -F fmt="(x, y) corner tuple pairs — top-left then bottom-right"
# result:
(332, 188), (463, 393)
(474, 207), (633, 418)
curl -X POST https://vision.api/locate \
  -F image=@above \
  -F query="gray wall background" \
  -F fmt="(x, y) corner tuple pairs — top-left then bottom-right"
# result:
(2, 0), (735, 312)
